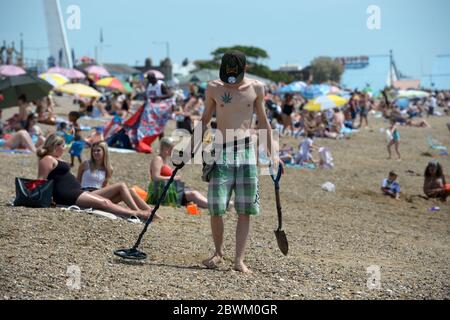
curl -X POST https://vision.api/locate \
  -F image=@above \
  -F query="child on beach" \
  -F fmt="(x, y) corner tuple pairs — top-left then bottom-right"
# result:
(295, 132), (318, 164)
(387, 118), (401, 160)
(381, 171), (401, 200)
(69, 133), (85, 167)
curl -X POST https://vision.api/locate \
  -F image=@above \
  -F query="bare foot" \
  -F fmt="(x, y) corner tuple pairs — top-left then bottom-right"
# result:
(202, 254), (224, 269)
(234, 261), (252, 273)
(139, 211), (163, 222)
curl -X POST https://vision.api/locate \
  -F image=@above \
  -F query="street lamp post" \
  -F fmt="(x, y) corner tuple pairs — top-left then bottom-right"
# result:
(152, 41), (170, 59)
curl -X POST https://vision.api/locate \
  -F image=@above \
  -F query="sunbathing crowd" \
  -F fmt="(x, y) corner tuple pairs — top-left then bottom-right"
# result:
(1, 75), (450, 217)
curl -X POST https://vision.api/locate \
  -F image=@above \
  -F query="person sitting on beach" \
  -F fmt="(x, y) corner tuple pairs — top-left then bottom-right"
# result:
(85, 126), (105, 146)
(148, 137), (208, 208)
(37, 134), (153, 220)
(423, 161), (450, 202)
(279, 143), (294, 164)
(381, 171), (400, 200)
(24, 113), (45, 148)
(18, 94), (31, 128)
(76, 141), (160, 219)
(36, 96), (56, 125)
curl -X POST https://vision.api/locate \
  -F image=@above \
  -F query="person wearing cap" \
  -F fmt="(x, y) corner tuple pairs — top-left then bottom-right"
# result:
(424, 161), (450, 201)
(186, 50), (282, 273)
(145, 72), (172, 103)
(381, 171), (401, 200)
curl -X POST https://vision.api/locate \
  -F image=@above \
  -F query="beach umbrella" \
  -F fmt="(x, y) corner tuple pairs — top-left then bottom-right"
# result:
(96, 77), (131, 93)
(277, 81), (307, 94)
(0, 65), (26, 76)
(47, 66), (86, 79)
(329, 85), (341, 94)
(397, 90), (430, 99)
(0, 74), (53, 109)
(85, 65), (110, 77)
(395, 98), (410, 109)
(301, 84), (330, 99)
(55, 83), (102, 98)
(144, 69), (165, 79)
(304, 94), (348, 112)
(80, 56), (94, 63)
(39, 73), (70, 88)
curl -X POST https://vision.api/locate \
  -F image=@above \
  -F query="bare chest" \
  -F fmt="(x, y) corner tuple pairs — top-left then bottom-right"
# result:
(213, 87), (257, 112)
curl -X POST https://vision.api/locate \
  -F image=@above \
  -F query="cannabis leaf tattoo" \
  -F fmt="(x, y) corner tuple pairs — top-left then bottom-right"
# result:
(220, 92), (232, 104)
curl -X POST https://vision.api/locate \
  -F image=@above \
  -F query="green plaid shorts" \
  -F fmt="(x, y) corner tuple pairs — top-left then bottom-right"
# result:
(208, 143), (259, 216)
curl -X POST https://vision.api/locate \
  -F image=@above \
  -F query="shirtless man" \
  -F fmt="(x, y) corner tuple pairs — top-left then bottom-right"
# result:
(189, 51), (281, 273)
(332, 107), (344, 133)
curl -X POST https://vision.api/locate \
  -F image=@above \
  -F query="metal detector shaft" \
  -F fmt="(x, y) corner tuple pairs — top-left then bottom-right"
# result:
(131, 166), (181, 250)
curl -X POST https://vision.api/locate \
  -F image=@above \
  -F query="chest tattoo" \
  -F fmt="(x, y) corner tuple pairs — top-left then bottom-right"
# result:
(220, 92), (232, 104)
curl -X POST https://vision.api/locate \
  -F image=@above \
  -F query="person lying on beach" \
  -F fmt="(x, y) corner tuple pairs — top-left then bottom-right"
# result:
(405, 119), (431, 128)
(381, 171), (400, 200)
(423, 161), (450, 202)
(76, 141), (161, 219)
(37, 134), (153, 220)
(0, 129), (37, 153)
(148, 137), (208, 208)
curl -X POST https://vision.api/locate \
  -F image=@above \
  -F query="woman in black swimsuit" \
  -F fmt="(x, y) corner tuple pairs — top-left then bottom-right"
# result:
(281, 94), (295, 135)
(37, 133), (153, 221)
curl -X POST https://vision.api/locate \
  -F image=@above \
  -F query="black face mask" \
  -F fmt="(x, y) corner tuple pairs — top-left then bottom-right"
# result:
(220, 51), (246, 84)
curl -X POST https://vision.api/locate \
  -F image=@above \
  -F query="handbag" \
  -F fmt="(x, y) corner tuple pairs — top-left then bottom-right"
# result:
(13, 178), (54, 208)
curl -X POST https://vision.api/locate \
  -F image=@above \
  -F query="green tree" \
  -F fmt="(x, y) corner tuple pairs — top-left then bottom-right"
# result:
(211, 46), (269, 65)
(310, 57), (344, 83)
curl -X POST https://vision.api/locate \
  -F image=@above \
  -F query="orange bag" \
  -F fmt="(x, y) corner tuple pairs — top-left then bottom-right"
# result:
(132, 186), (148, 201)
(186, 202), (200, 215)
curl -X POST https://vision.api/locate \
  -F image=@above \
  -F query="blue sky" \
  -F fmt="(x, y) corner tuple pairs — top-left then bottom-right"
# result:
(1, 0), (450, 78)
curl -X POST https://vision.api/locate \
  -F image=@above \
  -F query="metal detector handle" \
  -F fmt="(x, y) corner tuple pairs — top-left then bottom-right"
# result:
(172, 150), (188, 169)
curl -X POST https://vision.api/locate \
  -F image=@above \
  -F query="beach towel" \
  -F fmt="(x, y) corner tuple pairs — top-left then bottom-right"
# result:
(0, 149), (32, 154)
(285, 163), (316, 170)
(107, 147), (137, 154)
(59, 205), (141, 223)
(427, 136), (447, 151)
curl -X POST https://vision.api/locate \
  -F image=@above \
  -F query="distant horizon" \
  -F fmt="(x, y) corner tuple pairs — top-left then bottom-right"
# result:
(1, 0), (450, 79)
